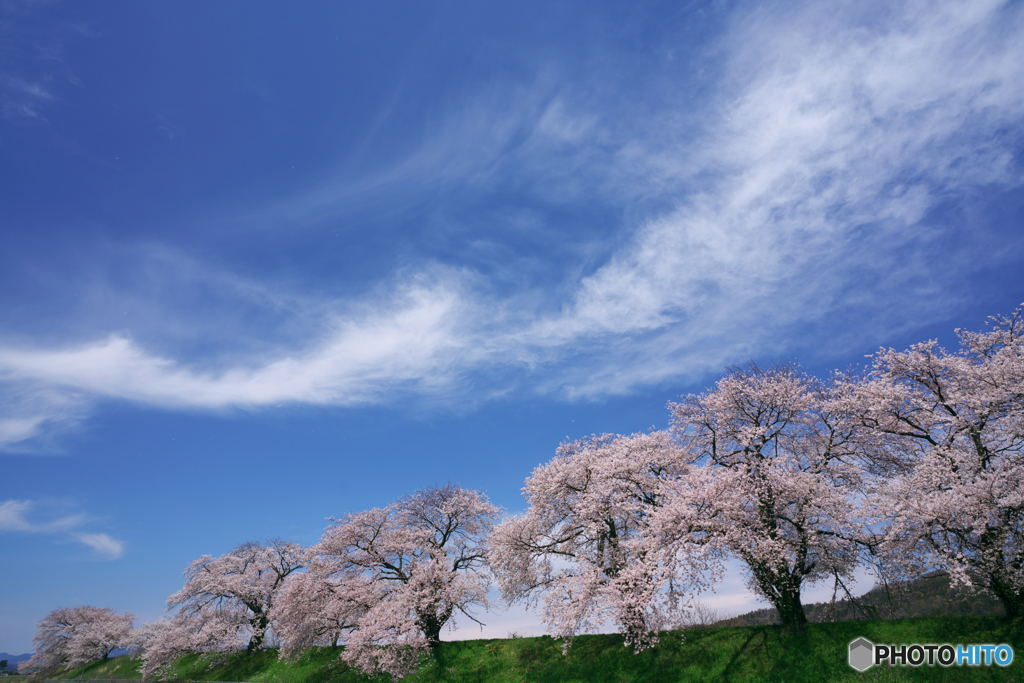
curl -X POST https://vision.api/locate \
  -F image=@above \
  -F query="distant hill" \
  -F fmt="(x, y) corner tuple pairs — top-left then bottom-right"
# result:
(0, 654), (32, 671)
(711, 572), (1004, 628)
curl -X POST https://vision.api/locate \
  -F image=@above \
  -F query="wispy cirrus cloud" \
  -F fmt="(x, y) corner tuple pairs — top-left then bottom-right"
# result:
(0, 270), (482, 411)
(0, 1), (88, 122)
(534, 0), (1024, 394)
(0, 500), (123, 559)
(1, 0), (1022, 448)
(0, 76), (55, 119)
(0, 382), (89, 452)
(72, 532), (125, 560)
(0, 500), (85, 533)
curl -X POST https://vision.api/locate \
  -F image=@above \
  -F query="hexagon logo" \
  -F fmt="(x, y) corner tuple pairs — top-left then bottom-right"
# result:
(849, 637), (874, 672)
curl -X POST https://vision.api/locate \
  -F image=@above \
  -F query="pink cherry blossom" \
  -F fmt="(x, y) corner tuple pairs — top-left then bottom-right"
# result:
(296, 484), (500, 679)
(659, 363), (867, 629)
(854, 305), (1024, 618)
(19, 606), (134, 672)
(139, 538), (304, 678)
(490, 431), (722, 652)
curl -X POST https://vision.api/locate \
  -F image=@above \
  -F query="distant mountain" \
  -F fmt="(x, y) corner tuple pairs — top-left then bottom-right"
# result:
(0, 654), (32, 671)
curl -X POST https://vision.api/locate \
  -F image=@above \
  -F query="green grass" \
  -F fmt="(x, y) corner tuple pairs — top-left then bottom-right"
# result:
(52, 648), (361, 683)
(46, 615), (1023, 683)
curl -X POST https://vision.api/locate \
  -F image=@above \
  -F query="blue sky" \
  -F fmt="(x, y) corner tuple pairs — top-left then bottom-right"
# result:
(2, 0), (1023, 652)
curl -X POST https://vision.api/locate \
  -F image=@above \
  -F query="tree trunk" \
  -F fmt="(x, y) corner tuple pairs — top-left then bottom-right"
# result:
(417, 601), (456, 653)
(771, 587), (808, 630)
(248, 613), (269, 651)
(989, 572), (1024, 620)
(749, 560), (807, 630)
(418, 613), (443, 650)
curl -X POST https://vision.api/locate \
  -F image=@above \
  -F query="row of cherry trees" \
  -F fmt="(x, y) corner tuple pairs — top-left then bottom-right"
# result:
(493, 306), (1023, 647)
(23, 307), (1024, 678)
(21, 486), (498, 680)
(131, 484), (500, 679)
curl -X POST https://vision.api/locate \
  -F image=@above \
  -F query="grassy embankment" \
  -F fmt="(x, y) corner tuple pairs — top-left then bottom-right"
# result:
(43, 615), (1024, 683)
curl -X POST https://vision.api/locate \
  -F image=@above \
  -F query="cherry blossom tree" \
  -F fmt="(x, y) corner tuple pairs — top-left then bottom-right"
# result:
(854, 306), (1024, 618)
(310, 484), (499, 678)
(490, 431), (721, 651)
(661, 364), (867, 629)
(272, 560), (366, 653)
(18, 606), (134, 672)
(136, 608), (255, 680)
(140, 538), (304, 678)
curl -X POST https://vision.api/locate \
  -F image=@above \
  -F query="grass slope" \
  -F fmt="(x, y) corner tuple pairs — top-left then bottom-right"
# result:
(51, 615), (1022, 683)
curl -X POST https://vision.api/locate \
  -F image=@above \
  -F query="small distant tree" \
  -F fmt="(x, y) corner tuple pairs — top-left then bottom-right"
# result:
(311, 484), (500, 679)
(140, 538), (304, 678)
(1, 659), (8, 671)
(854, 306), (1024, 618)
(18, 606), (134, 671)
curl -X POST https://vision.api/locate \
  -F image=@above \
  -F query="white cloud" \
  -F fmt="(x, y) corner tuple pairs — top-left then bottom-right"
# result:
(0, 383), (90, 451)
(0, 500), (86, 533)
(73, 532), (125, 560)
(0, 500), (34, 532)
(1, 0), (1023, 443)
(534, 0), (1024, 395)
(0, 417), (49, 445)
(0, 499), (123, 560)
(0, 271), (482, 411)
